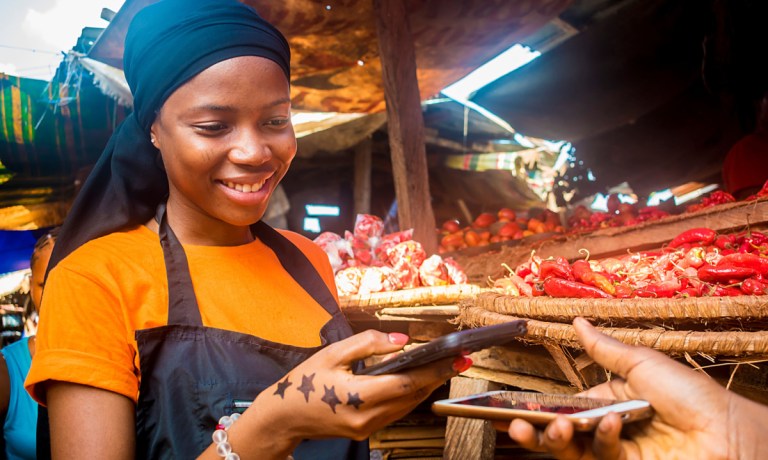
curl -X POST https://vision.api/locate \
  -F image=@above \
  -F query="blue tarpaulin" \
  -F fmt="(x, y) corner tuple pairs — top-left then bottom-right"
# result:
(0, 230), (39, 274)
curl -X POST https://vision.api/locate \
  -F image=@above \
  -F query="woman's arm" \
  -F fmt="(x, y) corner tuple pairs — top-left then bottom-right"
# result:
(47, 381), (135, 459)
(196, 330), (462, 460)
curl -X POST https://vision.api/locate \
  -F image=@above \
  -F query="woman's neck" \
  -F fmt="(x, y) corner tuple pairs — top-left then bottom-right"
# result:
(146, 201), (255, 246)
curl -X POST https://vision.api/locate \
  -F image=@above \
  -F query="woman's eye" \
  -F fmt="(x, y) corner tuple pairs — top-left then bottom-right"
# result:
(193, 123), (227, 133)
(266, 118), (290, 127)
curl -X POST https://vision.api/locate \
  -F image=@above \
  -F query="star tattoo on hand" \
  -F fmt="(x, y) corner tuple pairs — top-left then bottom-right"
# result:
(297, 373), (316, 402)
(321, 385), (342, 413)
(346, 392), (364, 410)
(273, 377), (292, 399)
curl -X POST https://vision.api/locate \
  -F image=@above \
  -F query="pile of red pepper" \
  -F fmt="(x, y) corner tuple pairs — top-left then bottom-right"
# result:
(493, 227), (768, 298)
(685, 190), (736, 213)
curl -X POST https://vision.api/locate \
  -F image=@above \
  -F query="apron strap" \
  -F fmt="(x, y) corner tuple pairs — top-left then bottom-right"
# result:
(251, 221), (341, 316)
(156, 203), (204, 326)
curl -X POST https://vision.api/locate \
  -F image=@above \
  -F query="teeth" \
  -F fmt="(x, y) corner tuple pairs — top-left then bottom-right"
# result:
(224, 180), (265, 193)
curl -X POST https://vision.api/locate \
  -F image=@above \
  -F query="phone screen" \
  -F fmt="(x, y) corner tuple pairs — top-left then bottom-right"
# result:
(451, 392), (616, 414)
(432, 391), (653, 430)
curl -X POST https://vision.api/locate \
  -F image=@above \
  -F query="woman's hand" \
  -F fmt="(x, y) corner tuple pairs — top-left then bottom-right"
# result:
(507, 317), (768, 460)
(212, 329), (466, 459)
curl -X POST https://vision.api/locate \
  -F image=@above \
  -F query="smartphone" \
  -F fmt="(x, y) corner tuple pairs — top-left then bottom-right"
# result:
(355, 320), (527, 376)
(432, 390), (653, 431)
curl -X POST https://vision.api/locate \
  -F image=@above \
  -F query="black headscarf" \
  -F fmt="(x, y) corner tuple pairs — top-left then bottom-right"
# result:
(48, 0), (291, 271)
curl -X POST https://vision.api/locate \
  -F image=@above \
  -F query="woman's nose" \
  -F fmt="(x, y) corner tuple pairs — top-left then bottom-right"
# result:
(228, 131), (271, 165)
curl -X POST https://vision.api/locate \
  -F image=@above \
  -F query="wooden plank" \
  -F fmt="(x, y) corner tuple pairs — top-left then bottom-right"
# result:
(408, 321), (457, 341)
(373, 0), (437, 254)
(353, 135), (372, 216)
(462, 366), (577, 394)
(542, 342), (585, 391)
(444, 376), (500, 460)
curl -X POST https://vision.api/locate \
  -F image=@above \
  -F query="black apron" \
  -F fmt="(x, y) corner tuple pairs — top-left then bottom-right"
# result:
(133, 204), (369, 459)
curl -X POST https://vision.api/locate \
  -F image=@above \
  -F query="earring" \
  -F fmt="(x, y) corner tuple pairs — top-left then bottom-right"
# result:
(150, 137), (157, 146)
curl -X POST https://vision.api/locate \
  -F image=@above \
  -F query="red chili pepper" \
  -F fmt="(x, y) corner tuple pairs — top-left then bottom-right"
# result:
(741, 278), (768, 295)
(632, 280), (680, 298)
(717, 253), (768, 275)
(697, 265), (756, 283)
(531, 282), (545, 297)
(714, 234), (735, 250)
(668, 228), (717, 249)
(677, 287), (701, 298)
(713, 286), (743, 297)
(614, 283), (633, 298)
(539, 258), (573, 280)
(572, 260), (616, 295)
(507, 274), (533, 297)
(543, 278), (614, 298)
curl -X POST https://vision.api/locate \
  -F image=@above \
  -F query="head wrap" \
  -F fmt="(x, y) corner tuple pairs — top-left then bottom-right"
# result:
(48, 0), (291, 271)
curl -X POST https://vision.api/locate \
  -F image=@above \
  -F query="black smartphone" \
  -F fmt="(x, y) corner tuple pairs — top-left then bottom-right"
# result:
(432, 390), (654, 431)
(355, 320), (527, 376)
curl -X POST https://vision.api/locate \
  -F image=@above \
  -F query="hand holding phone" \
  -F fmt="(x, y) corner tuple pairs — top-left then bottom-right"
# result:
(432, 390), (653, 431)
(354, 320), (527, 376)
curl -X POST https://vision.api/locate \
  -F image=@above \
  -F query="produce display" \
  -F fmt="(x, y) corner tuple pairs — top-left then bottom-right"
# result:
(438, 208), (564, 252)
(314, 214), (468, 296)
(492, 227), (768, 298)
(567, 198), (669, 232)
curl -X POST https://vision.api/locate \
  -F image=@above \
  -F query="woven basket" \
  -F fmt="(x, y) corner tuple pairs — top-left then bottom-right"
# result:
(339, 284), (483, 312)
(473, 291), (768, 329)
(457, 304), (768, 357)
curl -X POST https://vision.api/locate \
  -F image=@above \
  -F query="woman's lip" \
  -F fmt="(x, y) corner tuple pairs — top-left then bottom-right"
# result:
(216, 175), (273, 203)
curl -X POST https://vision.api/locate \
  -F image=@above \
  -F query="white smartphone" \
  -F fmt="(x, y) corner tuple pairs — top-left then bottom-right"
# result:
(432, 390), (653, 431)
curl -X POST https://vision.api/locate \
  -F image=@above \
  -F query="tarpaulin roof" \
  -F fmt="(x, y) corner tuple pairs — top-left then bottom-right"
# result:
(471, 0), (768, 198)
(87, 0), (572, 113)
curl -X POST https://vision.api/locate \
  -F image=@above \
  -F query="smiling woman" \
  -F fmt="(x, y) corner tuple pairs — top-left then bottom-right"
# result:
(22, 0), (462, 459)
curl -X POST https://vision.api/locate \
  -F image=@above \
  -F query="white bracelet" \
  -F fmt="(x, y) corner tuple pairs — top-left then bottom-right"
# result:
(212, 413), (241, 460)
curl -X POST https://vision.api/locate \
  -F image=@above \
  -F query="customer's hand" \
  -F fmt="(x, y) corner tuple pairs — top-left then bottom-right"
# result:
(507, 317), (767, 460)
(223, 329), (465, 459)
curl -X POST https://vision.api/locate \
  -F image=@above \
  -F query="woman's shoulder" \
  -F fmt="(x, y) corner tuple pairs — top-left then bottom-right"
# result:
(56, 226), (160, 273)
(276, 229), (325, 257)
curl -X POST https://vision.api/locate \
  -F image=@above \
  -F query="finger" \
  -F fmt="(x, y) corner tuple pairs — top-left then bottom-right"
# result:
(593, 412), (623, 460)
(573, 317), (719, 400)
(573, 317), (675, 380)
(508, 418), (546, 452)
(362, 356), (459, 404)
(492, 420), (510, 431)
(327, 330), (409, 366)
(576, 379), (626, 400)
(541, 416), (585, 460)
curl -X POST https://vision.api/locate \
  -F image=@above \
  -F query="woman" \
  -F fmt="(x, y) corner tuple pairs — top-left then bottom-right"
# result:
(25, 1), (467, 458)
(0, 229), (57, 459)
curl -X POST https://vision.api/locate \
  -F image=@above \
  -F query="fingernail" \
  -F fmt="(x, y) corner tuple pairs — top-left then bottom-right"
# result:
(388, 332), (409, 345)
(452, 356), (473, 373)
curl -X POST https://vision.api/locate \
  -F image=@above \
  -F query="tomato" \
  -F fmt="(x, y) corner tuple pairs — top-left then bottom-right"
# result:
(473, 212), (497, 228)
(440, 232), (464, 248)
(441, 219), (461, 233)
(498, 222), (520, 238)
(464, 230), (481, 247)
(497, 208), (516, 221)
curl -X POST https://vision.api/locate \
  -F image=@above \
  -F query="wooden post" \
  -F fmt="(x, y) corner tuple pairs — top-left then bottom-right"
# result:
(353, 136), (372, 216)
(444, 376), (500, 459)
(372, 0), (438, 254)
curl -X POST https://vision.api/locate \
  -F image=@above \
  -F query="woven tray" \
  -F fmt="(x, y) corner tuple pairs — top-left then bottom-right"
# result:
(339, 284), (483, 312)
(457, 305), (768, 357)
(474, 291), (768, 326)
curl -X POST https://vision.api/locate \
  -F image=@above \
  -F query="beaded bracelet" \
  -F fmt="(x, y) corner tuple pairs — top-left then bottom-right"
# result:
(212, 413), (241, 460)
(212, 413), (295, 460)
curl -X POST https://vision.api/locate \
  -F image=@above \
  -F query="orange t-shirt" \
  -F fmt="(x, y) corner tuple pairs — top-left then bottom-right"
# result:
(26, 225), (336, 404)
